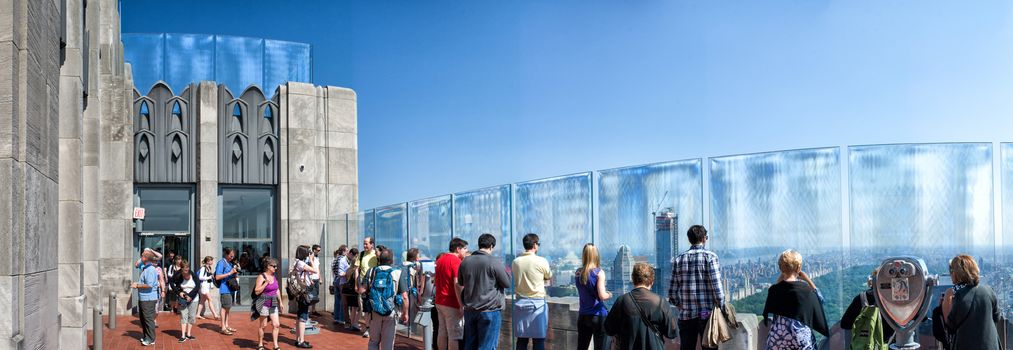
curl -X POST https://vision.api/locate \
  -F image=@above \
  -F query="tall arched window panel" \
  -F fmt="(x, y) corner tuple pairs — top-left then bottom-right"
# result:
(133, 82), (196, 183)
(218, 84), (280, 185)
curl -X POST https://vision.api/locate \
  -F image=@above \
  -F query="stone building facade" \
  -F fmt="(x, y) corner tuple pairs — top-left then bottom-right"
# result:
(0, 1), (358, 349)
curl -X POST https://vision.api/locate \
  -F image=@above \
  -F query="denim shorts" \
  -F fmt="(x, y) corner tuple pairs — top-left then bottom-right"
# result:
(297, 301), (311, 322)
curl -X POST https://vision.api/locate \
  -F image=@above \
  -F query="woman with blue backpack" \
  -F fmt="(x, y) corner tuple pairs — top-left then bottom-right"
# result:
(364, 245), (410, 350)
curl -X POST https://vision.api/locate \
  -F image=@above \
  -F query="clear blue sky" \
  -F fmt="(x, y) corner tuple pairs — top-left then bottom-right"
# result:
(122, 1), (1013, 210)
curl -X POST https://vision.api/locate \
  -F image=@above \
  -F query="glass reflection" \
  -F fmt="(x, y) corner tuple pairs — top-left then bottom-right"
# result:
(514, 173), (592, 299)
(346, 142), (1009, 346)
(454, 185), (512, 264)
(375, 204), (407, 263)
(352, 210), (375, 251)
(710, 148), (844, 321)
(136, 186), (193, 233)
(1001, 143), (1013, 320)
(409, 196), (453, 260)
(597, 160), (703, 299)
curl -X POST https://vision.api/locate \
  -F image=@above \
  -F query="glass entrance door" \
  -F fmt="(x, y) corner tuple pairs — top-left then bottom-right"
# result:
(136, 235), (192, 268)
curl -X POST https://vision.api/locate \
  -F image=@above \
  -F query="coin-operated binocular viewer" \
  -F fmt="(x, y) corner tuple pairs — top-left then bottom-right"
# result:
(872, 257), (938, 350)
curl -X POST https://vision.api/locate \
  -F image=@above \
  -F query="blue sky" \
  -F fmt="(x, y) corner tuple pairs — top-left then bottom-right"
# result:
(121, 1), (1013, 210)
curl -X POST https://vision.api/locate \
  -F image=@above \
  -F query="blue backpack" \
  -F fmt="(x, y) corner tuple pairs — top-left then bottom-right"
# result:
(368, 267), (403, 316)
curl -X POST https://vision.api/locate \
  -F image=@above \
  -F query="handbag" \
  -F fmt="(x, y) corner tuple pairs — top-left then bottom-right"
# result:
(702, 303), (738, 348)
(286, 263), (311, 304)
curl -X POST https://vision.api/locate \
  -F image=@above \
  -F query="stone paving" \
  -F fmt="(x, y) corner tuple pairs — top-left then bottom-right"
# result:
(89, 312), (422, 350)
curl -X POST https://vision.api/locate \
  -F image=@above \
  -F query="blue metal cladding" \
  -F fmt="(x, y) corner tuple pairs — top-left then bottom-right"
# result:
(164, 33), (214, 93)
(124, 33), (312, 94)
(408, 196), (453, 261)
(264, 39), (312, 95)
(122, 33), (164, 90)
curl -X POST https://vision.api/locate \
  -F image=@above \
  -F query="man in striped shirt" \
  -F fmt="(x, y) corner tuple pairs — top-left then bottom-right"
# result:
(668, 225), (724, 350)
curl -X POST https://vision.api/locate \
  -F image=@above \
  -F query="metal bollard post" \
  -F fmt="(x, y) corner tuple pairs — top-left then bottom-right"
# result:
(92, 307), (103, 350)
(108, 293), (117, 329)
(423, 322), (432, 350)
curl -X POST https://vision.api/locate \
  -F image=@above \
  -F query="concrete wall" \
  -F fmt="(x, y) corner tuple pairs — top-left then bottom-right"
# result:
(279, 82), (358, 312)
(0, 0), (63, 348)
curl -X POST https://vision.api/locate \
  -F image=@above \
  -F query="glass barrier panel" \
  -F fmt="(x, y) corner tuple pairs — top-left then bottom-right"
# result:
(454, 185), (512, 265)
(597, 159), (703, 302)
(375, 204), (408, 264)
(409, 196), (453, 261)
(850, 143), (996, 347)
(514, 173), (592, 299)
(711, 147), (845, 323)
(1001, 143), (1013, 323)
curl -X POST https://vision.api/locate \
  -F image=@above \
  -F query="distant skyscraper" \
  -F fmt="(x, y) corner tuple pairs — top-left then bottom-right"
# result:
(653, 211), (678, 296)
(610, 245), (635, 294)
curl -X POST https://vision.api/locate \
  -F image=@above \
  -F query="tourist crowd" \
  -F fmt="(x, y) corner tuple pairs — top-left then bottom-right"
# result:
(131, 225), (1001, 350)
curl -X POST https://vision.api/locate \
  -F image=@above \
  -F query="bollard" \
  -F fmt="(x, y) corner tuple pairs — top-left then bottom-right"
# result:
(92, 307), (103, 350)
(423, 322), (432, 350)
(108, 293), (117, 329)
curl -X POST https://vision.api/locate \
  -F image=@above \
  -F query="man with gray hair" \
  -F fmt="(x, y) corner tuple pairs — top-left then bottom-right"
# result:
(132, 249), (160, 346)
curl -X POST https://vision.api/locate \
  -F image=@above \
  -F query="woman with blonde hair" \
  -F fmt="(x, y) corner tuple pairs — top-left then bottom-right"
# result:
(941, 254), (1000, 350)
(761, 250), (828, 350)
(574, 243), (612, 350)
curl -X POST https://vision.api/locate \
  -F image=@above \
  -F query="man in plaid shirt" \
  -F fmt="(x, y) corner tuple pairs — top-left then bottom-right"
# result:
(668, 225), (724, 350)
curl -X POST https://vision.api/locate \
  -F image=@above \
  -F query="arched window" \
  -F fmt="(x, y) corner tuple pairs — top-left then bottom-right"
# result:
(170, 101), (183, 131)
(231, 103), (243, 132)
(139, 101), (150, 130)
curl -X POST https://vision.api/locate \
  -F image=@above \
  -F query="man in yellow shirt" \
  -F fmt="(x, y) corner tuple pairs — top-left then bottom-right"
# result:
(511, 233), (552, 350)
(353, 237), (378, 336)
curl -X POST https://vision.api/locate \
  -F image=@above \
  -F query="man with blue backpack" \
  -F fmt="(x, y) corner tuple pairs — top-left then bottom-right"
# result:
(364, 245), (410, 350)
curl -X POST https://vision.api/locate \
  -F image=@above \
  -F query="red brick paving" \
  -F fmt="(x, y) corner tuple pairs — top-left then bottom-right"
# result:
(89, 312), (422, 350)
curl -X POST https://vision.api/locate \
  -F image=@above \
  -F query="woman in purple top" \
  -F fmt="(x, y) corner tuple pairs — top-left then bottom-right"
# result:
(575, 243), (613, 350)
(254, 257), (285, 350)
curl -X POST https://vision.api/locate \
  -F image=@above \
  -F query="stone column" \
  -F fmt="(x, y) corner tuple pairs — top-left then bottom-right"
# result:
(325, 86), (358, 245)
(81, 0), (104, 319)
(0, 0), (63, 348)
(58, 0), (88, 347)
(282, 82), (327, 274)
(196, 81), (220, 310)
(95, 0), (135, 315)
(280, 83), (358, 312)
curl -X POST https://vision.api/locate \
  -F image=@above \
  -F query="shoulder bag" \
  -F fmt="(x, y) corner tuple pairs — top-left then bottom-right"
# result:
(628, 292), (666, 349)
